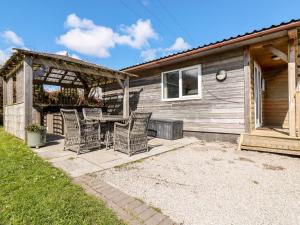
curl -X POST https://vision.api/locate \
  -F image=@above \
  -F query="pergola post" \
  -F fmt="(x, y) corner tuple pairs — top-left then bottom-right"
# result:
(288, 29), (298, 137)
(123, 76), (129, 118)
(24, 56), (33, 130)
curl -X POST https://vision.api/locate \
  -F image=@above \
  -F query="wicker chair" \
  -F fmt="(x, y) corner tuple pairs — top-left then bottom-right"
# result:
(113, 112), (152, 156)
(61, 109), (101, 154)
(82, 108), (103, 121)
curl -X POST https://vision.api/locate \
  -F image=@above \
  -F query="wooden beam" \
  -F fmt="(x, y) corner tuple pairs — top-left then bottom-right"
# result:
(43, 67), (52, 81)
(243, 46), (251, 133)
(58, 70), (69, 83)
(117, 78), (125, 91)
(249, 36), (289, 49)
(288, 29), (298, 137)
(33, 58), (126, 80)
(263, 44), (288, 63)
(296, 93), (300, 137)
(33, 79), (83, 89)
(4, 61), (23, 79)
(74, 72), (89, 90)
(24, 56), (33, 140)
(123, 76), (129, 118)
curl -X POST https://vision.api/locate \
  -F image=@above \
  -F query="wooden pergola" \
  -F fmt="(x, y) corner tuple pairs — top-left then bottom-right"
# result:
(0, 48), (135, 139)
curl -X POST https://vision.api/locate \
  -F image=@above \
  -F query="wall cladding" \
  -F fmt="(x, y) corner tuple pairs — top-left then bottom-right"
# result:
(0, 77), (3, 124)
(263, 68), (288, 128)
(4, 103), (25, 139)
(106, 49), (245, 134)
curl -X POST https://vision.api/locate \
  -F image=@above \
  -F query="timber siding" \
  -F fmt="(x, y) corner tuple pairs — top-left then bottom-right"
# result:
(263, 68), (288, 128)
(106, 49), (245, 134)
(0, 77), (3, 124)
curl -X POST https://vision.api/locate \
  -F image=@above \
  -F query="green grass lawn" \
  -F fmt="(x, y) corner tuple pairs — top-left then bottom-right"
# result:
(0, 129), (125, 225)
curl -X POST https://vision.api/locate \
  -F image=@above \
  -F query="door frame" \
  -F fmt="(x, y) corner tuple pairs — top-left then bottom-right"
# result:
(254, 61), (263, 128)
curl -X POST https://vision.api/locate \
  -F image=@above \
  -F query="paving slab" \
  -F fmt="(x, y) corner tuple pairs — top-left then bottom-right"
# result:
(38, 149), (75, 160)
(79, 150), (123, 166)
(35, 135), (198, 176)
(52, 157), (103, 177)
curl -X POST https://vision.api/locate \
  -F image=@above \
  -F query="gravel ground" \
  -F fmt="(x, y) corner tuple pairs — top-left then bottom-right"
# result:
(95, 141), (300, 225)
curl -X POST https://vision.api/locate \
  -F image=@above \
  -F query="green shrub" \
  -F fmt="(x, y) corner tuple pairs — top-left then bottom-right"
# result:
(25, 124), (46, 133)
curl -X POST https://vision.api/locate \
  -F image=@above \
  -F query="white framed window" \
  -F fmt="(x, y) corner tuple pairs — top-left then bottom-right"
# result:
(161, 65), (202, 101)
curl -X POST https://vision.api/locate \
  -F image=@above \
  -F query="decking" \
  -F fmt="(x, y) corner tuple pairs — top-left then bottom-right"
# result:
(240, 127), (300, 156)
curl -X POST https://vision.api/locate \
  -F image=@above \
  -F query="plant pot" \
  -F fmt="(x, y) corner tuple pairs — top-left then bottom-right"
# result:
(27, 132), (45, 148)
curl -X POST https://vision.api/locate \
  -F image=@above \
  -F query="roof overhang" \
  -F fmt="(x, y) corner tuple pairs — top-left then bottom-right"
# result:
(122, 20), (300, 72)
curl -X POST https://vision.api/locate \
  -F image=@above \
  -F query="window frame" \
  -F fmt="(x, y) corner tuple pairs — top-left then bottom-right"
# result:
(161, 64), (202, 101)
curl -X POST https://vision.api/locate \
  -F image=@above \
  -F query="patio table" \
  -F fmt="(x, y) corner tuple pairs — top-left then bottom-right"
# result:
(86, 115), (128, 150)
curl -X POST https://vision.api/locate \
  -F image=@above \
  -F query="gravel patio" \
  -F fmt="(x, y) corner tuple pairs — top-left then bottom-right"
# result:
(93, 141), (300, 225)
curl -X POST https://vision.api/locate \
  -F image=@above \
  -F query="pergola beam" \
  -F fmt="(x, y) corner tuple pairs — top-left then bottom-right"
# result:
(5, 61), (23, 79)
(33, 58), (127, 80)
(33, 79), (83, 89)
(117, 78), (125, 90)
(43, 67), (53, 81)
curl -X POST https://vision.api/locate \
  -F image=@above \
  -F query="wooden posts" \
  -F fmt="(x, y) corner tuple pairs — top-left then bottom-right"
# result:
(288, 29), (298, 137)
(243, 46), (251, 133)
(24, 56), (33, 132)
(296, 93), (300, 137)
(123, 76), (129, 118)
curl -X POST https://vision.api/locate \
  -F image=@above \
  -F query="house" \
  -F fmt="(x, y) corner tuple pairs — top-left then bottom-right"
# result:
(112, 19), (299, 155)
(1, 19), (300, 155)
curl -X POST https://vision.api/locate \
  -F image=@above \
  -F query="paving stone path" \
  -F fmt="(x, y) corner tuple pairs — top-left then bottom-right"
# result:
(74, 174), (178, 225)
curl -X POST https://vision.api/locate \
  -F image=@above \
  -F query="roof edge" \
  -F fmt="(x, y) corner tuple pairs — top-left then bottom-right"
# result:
(122, 19), (300, 72)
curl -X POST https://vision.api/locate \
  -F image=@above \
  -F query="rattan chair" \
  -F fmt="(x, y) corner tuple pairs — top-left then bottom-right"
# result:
(113, 112), (152, 156)
(82, 108), (103, 121)
(61, 109), (101, 154)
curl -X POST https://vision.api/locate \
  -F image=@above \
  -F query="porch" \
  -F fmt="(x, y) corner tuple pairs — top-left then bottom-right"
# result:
(240, 28), (300, 155)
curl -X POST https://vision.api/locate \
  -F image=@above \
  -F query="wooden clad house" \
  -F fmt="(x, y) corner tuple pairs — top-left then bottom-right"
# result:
(1, 19), (300, 156)
(115, 19), (300, 155)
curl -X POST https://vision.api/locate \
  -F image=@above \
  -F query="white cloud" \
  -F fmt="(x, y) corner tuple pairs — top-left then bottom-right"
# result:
(116, 19), (157, 49)
(140, 48), (158, 61)
(55, 50), (81, 59)
(0, 48), (12, 66)
(168, 37), (191, 51)
(1, 30), (24, 46)
(65, 13), (95, 29)
(0, 29), (26, 66)
(140, 37), (190, 61)
(57, 14), (158, 58)
(57, 22), (116, 58)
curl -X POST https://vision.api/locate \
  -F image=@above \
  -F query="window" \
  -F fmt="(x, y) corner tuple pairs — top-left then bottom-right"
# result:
(161, 65), (201, 100)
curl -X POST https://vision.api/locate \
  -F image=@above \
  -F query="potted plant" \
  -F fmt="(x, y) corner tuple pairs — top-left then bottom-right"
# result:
(25, 124), (46, 148)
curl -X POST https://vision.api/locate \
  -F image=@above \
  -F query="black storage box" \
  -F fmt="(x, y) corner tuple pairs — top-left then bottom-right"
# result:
(148, 119), (183, 140)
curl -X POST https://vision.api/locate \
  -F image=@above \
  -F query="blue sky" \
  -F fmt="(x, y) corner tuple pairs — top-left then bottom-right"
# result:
(0, 0), (299, 69)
